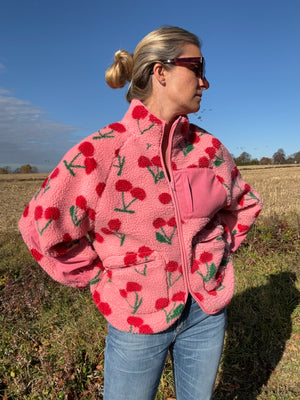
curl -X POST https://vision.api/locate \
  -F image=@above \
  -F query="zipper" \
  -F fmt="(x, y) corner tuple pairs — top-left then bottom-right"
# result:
(160, 120), (192, 296)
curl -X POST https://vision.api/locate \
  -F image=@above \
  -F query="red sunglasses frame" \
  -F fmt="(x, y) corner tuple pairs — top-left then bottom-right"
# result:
(161, 57), (206, 80)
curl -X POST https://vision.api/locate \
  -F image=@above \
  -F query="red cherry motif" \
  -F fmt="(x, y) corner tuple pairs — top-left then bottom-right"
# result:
(237, 224), (249, 232)
(191, 260), (199, 273)
(216, 175), (224, 184)
(84, 157), (97, 174)
(120, 289), (127, 298)
(244, 183), (251, 193)
(95, 233), (104, 243)
(159, 193), (172, 204)
(138, 246), (153, 258)
(127, 316), (144, 327)
(151, 156), (162, 168)
(199, 251), (213, 264)
(30, 248), (43, 261)
(41, 177), (49, 188)
(78, 141), (95, 157)
(93, 291), (112, 316)
(44, 207), (60, 221)
(76, 195), (87, 210)
(149, 114), (161, 124)
(198, 156), (210, 168)
(126, 282), (142, 292)
(139, 325), (153, 334)
(137, 156), (164, 184)
(96, 182), (106, 197)
(194, 292), (204, 301)
(155, 298), (169, 310)
(171, 161), (177, 171)
(132, 105), (148, 120)
(172, 291), (185, 302)
(50, 167), (59, 179)
(124, 252), (138, 266)
(208, 290), (217, 297)
(108, 219), (121, 231)
(130, 187), (146, 201)
(153, 218), (166, 229)
(205, 147), (216, 159)
(115, 180), (146, 213)
(138, 156), (152, 168)
(167, 217), (176, 227)
(108, 122), (126, 133)
(212, 138), (221, 149)
(166, 261), (178, 272)
(23, 204), (29, 218)
(116, 180), (132, 192)
(87, 207), (96, 221)
(63, 233), (72, 242)
(34, 206), (43, 220)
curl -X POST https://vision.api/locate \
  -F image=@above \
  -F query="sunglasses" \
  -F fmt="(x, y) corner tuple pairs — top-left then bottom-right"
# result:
(161, 57), (206, 80)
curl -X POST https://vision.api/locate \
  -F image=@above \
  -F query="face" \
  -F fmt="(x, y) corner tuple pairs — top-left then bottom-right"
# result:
(163, 44), (209, 119)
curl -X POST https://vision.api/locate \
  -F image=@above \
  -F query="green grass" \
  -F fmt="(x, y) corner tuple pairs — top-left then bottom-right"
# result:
(0, 215), (299, 399)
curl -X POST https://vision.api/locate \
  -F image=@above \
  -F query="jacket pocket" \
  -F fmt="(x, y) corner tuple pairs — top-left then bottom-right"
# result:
(173, 168), (227, 219)
(191, 227), (230, 293)
(101, 251), (168, 315)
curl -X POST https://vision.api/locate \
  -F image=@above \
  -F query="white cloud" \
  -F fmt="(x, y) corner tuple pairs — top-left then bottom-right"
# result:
(0, 88), (82, 169)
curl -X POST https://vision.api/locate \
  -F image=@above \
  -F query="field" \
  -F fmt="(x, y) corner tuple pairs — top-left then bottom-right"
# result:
(0, 165), (299, 399)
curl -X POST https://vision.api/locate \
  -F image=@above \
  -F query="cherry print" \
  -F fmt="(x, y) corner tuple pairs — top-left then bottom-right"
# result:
(108, 122), (126, 133)
(155, 298), (169, 310)
(78, 141), (95, 157)
(96, 182), (106, 197)
(30, 248), (43, 261)
(127, 316), (144, 327)
(139, 325), (153, 334)
(159, 193), (172, 205)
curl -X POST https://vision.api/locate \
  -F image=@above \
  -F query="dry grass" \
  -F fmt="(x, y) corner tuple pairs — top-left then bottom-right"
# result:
(239, 165), (300, 217)
(1, 165), (299, 232)
(0, 174), (47, 232)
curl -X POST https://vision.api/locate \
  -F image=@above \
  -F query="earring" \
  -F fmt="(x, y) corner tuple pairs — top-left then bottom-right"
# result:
(161, 80), (166, 86)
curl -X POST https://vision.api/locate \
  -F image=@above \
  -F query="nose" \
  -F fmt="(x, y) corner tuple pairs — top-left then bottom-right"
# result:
(200, 77), (209, 90)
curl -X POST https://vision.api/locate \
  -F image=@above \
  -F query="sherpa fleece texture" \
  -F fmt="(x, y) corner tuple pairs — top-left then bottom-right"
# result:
(19, 99), (262, 334)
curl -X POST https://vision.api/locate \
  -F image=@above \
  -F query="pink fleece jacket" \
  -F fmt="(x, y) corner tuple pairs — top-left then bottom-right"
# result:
(19, 100), (262, 334)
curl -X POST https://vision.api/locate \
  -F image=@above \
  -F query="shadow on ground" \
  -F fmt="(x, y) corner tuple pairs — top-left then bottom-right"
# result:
(214, 272), (299, 399)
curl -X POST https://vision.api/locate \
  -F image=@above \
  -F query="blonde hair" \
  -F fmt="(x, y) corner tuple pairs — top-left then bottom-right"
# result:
(105, 26), (201, 102)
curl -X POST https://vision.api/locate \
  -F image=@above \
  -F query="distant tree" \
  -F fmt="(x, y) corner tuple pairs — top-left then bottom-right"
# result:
(260, 157), (272, 165)
(272, 148), (286, 164)
(235, 151), (252, 165)
(0, 166), (11, 174)
(250, 158), (259, 165)
(291, 151), (300, 164)
(19, 164), (38, 173)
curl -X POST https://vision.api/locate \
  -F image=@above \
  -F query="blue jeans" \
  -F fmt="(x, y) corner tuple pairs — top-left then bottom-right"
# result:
(104, 295), (226, 400)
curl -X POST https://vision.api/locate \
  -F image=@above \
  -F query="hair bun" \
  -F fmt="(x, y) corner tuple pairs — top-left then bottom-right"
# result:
(105, 50), (134, 89)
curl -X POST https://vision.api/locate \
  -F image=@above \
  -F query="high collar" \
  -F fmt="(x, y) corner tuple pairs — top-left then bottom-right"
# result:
(121, 99), (190, 147)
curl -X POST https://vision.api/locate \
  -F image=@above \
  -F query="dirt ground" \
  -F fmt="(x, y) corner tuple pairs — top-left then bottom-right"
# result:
(0, 174), (47, 232)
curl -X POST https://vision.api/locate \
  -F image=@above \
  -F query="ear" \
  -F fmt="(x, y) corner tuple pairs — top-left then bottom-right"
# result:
(152, 63), (166, 85)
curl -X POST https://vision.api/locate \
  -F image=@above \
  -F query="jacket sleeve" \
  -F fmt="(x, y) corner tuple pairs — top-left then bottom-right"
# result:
(214, 144), (263, 253)
(19, 138), (106, 288)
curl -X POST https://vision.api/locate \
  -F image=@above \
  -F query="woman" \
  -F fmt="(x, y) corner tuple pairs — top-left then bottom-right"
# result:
(19, 26), (262, 400)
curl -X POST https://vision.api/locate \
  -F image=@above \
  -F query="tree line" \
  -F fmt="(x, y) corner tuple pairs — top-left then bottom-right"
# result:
(0, 164), (39, 174)
(233, 148), (300, 166)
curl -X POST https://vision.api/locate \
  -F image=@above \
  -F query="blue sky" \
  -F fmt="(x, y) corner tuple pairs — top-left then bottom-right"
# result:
(0, 0), (299, 171)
